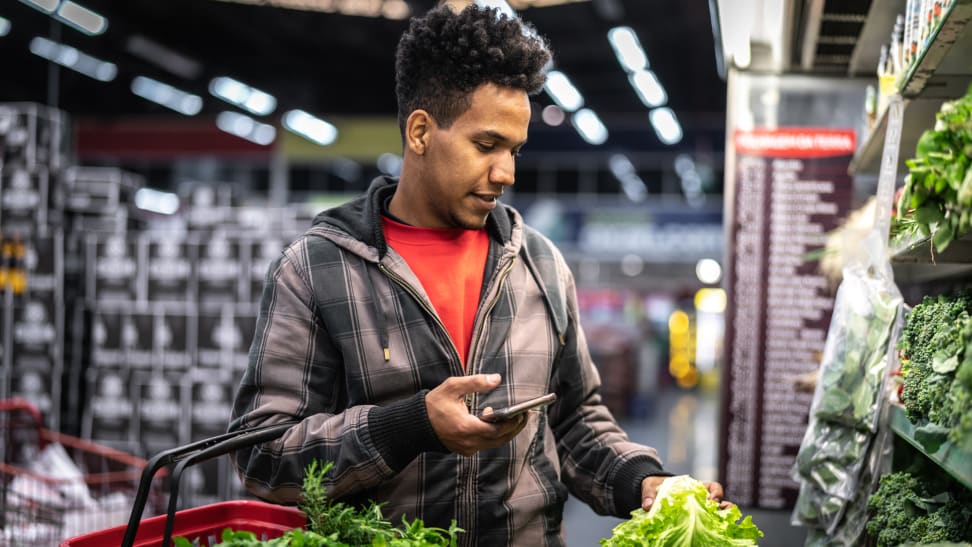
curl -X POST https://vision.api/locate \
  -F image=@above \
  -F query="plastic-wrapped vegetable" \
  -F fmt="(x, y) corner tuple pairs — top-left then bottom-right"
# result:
(792, 481), (848, 535)
(792, 230), (903, 537)
(794, 420), (871, 499)
(812, 268), (901, 432)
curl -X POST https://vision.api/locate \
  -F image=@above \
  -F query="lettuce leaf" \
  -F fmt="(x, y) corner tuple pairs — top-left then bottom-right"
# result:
(600, 475), (763, 546)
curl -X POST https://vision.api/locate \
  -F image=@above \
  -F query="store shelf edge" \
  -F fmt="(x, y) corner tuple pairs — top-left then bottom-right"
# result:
(901, 0), (972, 99)
(850, 0), (972, 176)
(889, 404), (972, 491)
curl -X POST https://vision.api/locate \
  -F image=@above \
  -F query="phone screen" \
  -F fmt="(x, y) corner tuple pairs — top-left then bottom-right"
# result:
(479, 393), (557, 423)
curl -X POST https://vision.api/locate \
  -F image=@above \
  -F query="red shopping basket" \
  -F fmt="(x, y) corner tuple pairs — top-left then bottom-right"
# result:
(61, 418), (300, 547)
(60, 500), (306, 547)
(0, 398), (160, 546)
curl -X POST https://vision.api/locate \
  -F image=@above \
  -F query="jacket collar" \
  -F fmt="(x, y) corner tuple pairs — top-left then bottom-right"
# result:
(312, 176), (514, 258)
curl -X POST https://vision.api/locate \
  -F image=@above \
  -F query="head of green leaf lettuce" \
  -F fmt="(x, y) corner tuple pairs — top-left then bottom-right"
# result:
(600, 475), (764, 546)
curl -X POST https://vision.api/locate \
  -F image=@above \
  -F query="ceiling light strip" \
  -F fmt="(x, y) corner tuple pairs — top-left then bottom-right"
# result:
(544, 70), (584, 112)
(131, 76), (203, 115)
(571, 108), (608, 145)
(282, 110), (338, 146)
(209, 76), (277, 116)
(29, 36), (116, 81)
(19, 0), (59, 14)
(649, 107), (682, 145)
(217, 111), (276, 145)
(55, 1), (107, 35)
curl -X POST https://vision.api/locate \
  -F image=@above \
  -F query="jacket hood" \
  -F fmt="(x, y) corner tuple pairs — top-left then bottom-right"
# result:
(311, 175), (516, 259)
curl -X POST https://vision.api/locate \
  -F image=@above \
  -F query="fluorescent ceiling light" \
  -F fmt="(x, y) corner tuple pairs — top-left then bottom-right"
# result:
(629, 69), (666, 107)
(55, 1), (107, 35)
(212, 0), (411, 18)
(29, 36), (116, 81)
(544, 70), (584, 112)
(608, 153), (647, 202)
(126, 35), (202, 79)
(135, 188), (180, 215)
(650, 107), (682, 145)
(19, 0), (59, 14)
(608, 26), (648, 72)
(570, 108), (608, 145)
(131, 76), (203, 116)
(217, 111), (276, 145)
(209, 76), (277, 116)
(0, 17), (10, 37)
(283, 109), (338, 146)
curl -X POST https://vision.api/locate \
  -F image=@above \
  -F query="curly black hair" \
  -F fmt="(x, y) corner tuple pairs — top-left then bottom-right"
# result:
(394, 3), (552, 138)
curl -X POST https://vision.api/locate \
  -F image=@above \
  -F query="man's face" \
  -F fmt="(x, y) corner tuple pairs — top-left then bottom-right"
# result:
(416, 83), (531, 230)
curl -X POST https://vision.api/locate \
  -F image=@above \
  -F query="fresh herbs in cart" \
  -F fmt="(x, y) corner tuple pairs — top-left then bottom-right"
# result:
(173, 460), (461, 546)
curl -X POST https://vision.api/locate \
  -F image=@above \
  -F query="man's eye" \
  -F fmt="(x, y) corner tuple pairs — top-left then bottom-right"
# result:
(476, 142), (494, 152)
(512, 149), (522, 158)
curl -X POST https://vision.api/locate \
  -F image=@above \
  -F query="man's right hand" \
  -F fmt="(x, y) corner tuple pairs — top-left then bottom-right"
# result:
(425, 374), (527, 456)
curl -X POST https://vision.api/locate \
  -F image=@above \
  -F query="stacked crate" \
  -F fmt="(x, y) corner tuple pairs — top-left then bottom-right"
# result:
(0, 103), (69, 430)
(79, 194), (306, 507)
(0, 102), (316, 507)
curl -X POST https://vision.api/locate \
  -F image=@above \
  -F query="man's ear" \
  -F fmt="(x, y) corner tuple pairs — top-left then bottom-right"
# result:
(405, 110), (432, 155)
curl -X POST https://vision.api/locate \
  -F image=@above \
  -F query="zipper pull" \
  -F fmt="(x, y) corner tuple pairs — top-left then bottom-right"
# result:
(464, 393), (474, 411)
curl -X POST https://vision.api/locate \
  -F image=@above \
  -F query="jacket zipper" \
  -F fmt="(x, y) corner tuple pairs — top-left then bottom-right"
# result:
(379, 257), (517, 410)
(377, 263), (464, 374)
(464, 256), (516, 408)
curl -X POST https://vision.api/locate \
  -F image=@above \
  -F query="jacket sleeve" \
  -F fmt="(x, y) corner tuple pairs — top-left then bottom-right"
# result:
(227, 239), (445, 504)
(546, 253), (671, 517)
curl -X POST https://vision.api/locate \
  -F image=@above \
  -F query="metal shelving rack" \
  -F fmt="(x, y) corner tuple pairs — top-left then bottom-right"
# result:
(849, 0), (972, 177)
(852, 0), (972, 511)
(889, 405), (972, 490)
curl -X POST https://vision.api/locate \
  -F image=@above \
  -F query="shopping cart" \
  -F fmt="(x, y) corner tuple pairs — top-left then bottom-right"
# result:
(0, 397), (160, 546)
(61, 419), (302, 547)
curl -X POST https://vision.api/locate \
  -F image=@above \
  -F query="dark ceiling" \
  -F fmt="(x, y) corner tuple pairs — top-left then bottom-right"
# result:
(0, 0), (727, 153)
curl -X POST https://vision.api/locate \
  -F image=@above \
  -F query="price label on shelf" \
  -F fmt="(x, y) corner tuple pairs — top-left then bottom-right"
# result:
(874, 95), (904, 244)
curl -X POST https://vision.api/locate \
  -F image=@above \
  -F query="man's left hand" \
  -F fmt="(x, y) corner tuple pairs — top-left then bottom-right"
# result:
(640, 476), (730, 511)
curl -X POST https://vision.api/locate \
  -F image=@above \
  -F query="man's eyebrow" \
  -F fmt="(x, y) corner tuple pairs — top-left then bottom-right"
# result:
(476, 130), (528, 148)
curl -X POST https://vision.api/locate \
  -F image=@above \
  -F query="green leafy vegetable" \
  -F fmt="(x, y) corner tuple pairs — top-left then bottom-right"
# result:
(866, 471), (972, 546)
(898, 292), (972, 451)
(600, 475), (763, 546)
(893, 83), (972, 252)
(174, 460), (461, 546)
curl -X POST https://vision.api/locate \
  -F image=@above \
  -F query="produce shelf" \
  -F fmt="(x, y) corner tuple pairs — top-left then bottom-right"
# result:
(848, 0), (972, 176)
(890, 233), (972, 282)
(849, 98), (943, 175)
(889, 404), (972, 490)
(899, 0), (972, 99)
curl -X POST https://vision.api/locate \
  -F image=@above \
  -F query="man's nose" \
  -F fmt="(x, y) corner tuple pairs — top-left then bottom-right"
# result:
(490, 153), (515, 186)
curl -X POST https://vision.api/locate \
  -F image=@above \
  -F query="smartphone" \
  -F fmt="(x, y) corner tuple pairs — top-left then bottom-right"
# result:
(479, 393), (557, 423)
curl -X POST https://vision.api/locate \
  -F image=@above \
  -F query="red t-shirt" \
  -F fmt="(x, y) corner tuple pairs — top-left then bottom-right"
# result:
(382, 217), (489, 367)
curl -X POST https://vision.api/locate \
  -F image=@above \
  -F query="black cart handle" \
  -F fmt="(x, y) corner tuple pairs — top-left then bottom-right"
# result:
(121, 420), (298, 547)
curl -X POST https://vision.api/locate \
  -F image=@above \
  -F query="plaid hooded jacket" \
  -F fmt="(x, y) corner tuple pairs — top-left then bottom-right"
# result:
(229, 177), (668, 546)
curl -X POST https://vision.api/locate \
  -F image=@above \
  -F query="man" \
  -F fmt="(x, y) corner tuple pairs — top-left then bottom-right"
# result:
(229, 3), (724, 545)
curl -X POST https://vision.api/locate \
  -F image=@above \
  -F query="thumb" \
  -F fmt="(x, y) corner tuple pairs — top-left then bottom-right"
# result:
(641, 476), (665, 511)
(442, 373), (501, 397)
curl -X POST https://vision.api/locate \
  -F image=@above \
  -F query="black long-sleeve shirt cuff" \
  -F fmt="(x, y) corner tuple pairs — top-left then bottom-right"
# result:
(368, 390), (448, 471)
(612, 456), (673, 515)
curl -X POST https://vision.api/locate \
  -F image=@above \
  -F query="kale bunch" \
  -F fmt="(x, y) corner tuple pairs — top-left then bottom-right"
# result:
(898, 292), (972, 426)
(866, 471), (972, 546)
